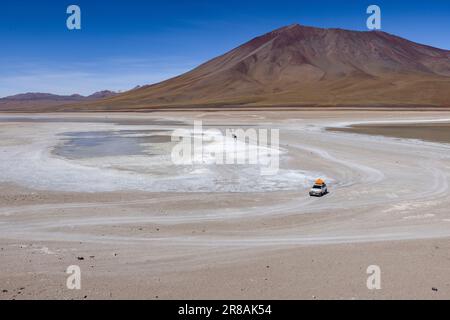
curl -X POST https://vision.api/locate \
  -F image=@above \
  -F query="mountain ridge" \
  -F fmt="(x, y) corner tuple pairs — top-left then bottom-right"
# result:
(0, 90), (118, 111)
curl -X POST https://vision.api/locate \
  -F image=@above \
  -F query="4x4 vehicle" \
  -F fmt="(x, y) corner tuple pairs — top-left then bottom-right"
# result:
(309, 179), (328, 197)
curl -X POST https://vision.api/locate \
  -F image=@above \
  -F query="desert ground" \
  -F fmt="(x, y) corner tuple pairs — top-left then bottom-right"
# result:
(1, 110), (450, 300)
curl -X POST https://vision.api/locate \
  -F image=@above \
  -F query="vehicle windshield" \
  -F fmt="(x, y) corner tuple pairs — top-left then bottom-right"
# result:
(312, 185), (323, 189)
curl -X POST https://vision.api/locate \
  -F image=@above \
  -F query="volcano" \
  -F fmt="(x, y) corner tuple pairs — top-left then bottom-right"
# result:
(50, 24), (450, 110)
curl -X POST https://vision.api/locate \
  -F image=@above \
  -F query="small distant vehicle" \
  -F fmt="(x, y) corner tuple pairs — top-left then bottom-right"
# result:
(309, 179), (328, 197)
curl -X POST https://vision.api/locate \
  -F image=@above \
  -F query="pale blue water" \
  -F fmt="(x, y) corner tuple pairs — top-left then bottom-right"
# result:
(53, 130), (171, 159)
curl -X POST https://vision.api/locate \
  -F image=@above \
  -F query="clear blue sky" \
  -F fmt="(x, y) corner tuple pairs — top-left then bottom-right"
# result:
(0, 0), (449, 97)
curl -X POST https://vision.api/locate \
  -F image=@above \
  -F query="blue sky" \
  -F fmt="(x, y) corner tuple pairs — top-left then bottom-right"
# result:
(0, 0), (449, 97)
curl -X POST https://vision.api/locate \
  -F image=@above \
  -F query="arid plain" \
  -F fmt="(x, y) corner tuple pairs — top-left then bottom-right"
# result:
(1, 110), (450, 299)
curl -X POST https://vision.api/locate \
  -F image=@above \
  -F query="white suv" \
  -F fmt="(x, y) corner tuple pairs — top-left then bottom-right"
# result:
(309, 183), (328, 197)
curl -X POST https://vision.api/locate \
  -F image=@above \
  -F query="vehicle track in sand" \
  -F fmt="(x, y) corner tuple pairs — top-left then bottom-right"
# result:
(1, 113), (450, 248)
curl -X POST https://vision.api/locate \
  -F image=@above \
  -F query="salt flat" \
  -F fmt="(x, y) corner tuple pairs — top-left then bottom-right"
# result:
(1, 111), (450, 299)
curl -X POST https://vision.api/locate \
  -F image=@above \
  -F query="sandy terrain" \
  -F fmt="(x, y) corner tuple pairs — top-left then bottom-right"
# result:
(1, 111), (450, 300)
(330, 122), (450, 144)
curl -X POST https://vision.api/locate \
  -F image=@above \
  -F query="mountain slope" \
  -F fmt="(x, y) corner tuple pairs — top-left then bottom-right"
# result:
(26, 24), (450, 110)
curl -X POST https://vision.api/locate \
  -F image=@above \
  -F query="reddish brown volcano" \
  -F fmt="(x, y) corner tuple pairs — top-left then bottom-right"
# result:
(48, 24), (450, 110)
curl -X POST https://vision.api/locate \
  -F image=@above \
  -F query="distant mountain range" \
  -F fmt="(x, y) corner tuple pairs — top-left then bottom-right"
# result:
(3, 24), (450, 111)
(0, 90), (117, 111)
